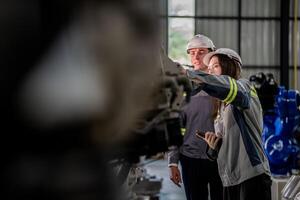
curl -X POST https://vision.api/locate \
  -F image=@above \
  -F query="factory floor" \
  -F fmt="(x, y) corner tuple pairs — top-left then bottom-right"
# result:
(144, 155), (186, 200)
(144, 156), (292, 200)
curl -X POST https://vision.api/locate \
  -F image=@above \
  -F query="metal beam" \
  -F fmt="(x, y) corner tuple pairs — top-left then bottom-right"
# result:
(238, 0), (242, 55)
(280, 0), (290, 88)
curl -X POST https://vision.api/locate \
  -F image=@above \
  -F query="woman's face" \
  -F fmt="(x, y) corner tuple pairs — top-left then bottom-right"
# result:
(208, 56), (222, 75)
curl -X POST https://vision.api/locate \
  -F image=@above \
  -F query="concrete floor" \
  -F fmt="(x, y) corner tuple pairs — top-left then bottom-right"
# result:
(143, 157), (290, 200)
(144, 157), (186, 200)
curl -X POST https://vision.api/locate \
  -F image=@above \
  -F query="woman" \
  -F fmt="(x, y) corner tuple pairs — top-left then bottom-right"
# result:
(187, 48), (271, 200)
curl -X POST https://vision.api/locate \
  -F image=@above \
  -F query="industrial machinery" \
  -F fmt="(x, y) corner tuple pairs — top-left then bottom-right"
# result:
(2, 1), (191, 199)
(250, 73), (300, 176)
(281, 175), (300, 200)
(109, 50), (192, 199)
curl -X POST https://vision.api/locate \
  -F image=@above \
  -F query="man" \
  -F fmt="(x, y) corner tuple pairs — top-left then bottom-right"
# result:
(168, 34), (223, 200)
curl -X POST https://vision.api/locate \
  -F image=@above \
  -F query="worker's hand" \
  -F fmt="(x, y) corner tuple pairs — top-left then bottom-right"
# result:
(186, 70), (203, 84)
(169, 166), (182, 187)
(196, 131), (221, 150)
(204, 132), (221, 150)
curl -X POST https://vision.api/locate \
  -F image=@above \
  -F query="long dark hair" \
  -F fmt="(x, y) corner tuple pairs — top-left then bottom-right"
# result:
(212, 54), (241, 119)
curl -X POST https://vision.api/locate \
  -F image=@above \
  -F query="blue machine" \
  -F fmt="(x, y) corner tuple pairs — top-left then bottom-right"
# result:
(250, 72), (300, 176)
(262, 86), (300, 176)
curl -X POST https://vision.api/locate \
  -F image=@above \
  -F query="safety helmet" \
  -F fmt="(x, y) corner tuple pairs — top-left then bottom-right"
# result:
(203, 48), (242, 68)
(186, 34), (216, 53)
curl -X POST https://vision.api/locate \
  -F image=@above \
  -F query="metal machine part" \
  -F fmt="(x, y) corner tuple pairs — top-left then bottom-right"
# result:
(295, 192), (300, 200)
(125, 165), (162, 200)
(250, 73), (300, 176)
(281, 175), (300, 200)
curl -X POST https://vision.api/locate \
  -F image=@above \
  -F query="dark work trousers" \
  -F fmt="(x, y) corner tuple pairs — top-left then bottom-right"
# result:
(180, 154), (223, 200)
(223, 173), (272, 200)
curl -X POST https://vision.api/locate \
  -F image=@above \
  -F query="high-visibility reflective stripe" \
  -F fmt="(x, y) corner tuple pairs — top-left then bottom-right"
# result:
(250, 86), (257, 93)
(227, 79), (238, 104)
(223, 78), (234, 103)
(250, 90), (258, 98)
(250, 87), (258, 98)
(181, 128), (186, 136)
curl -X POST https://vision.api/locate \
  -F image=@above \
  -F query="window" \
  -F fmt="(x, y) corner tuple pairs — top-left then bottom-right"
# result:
(164, 0), (299, 89)
(168, 0), (194, 64)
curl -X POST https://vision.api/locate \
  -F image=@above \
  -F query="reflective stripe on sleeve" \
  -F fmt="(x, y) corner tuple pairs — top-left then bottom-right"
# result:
(226, 79), (238, 104)
(223, 77), (234, 103)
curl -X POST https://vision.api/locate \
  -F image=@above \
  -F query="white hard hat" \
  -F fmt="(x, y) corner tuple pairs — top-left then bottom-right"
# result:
(186, 34), (216, 53)
(203, 48), (242, 68)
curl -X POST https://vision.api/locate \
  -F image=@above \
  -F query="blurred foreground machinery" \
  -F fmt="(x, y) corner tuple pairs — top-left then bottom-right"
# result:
(250, 72), (300, 176)
(2, 0), (190, 199)
(110, 50), (191, 200)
